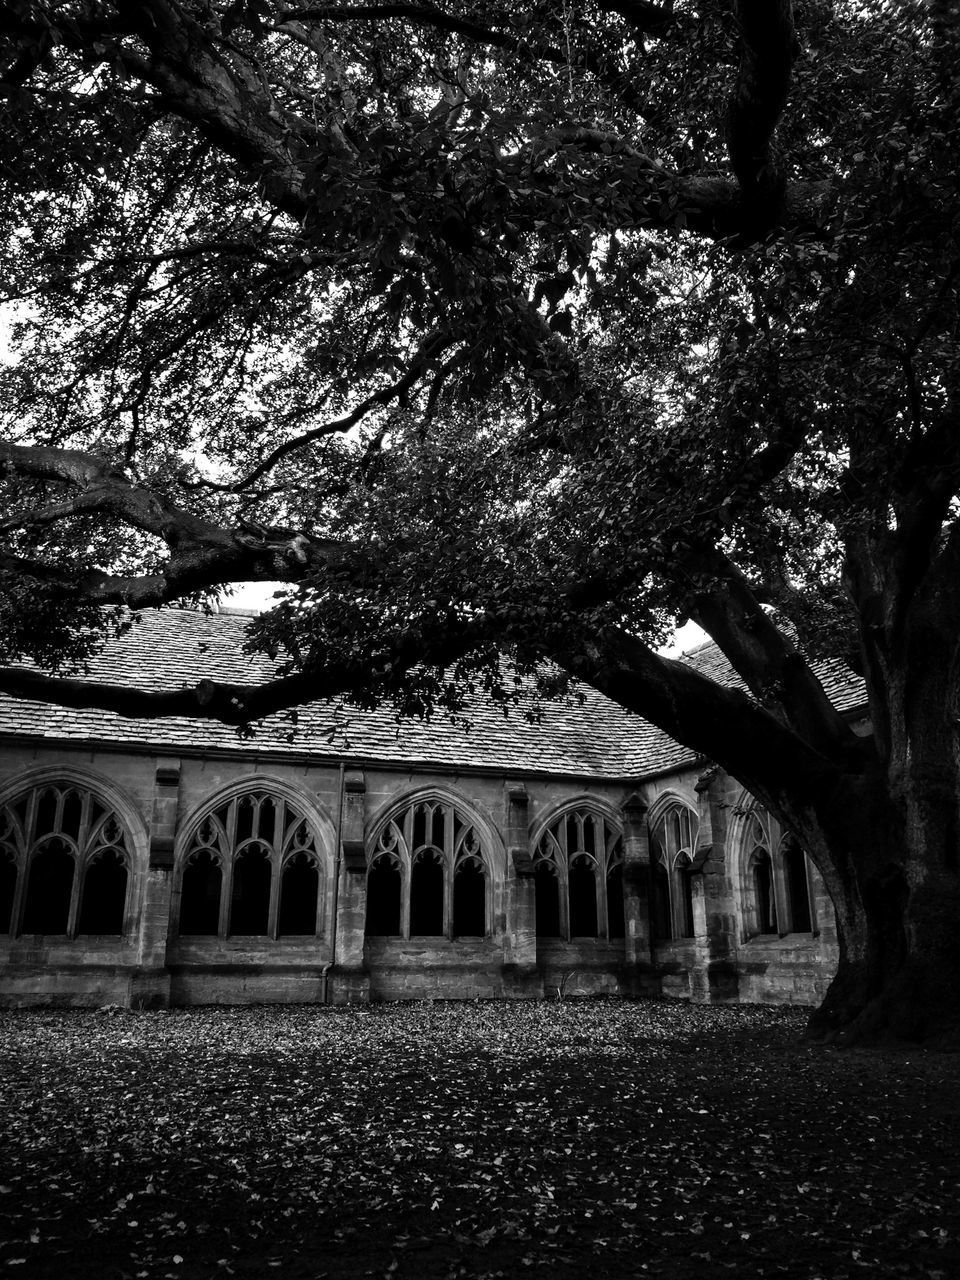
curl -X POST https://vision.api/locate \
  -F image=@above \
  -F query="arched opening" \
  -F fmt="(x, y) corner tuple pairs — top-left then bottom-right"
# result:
(648, 802), (698, 944)
(230, 844), (271, 935)
(410, 849), (444, 936)
(651, 860), (672, 942)
(752, 848), (777, 934)
(784, 838), (812, 932)
(77, 848), (127, 935)
(676, 853), (695, 939)
(535, 807), (624, 940)
(22, 840), (75, 934)
(568, 857), (598, 937)
(607, 863), (625, 939)
(277, 853), (320, 936)
(365, 857), (402, 936)
(0, 851), (16, 935)
(535, 862), (562, 937)
(179, 850), (222, 935)
(181, 787), (326, 940)
(453, 858), (486, 937)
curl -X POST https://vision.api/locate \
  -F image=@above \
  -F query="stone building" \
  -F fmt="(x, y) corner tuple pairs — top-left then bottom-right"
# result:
(0, 609), (864, 1009)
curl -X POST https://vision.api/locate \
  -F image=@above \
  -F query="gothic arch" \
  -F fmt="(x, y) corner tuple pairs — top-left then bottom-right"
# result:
(0, 765), (147, 939)
(174, 775), (335, 940)
(0, 764), (150, 855)
(530, 797), (624, 941)
(528, 793), (624, 851)
(730, 790), (770, 938)
(365, 786), (504, 940)
(645, 791), (699, 942)
(644, 789), (698, 832)
(367, 785), (507, 878)
(730, 790), (817, 939)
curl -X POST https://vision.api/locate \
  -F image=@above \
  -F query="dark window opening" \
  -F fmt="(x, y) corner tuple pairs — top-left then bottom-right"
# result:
(410, 851), (444, 936)
(752, 850), (777, 934)
(535, 863), (561, 937)
(569, 858), (598, 937)
(22, 840), (75, 934)
(0, 852), (16, 935)
(230, 844), (271, 935)
(179, 850), (222, 935)
(278, 853), (319, 936)
(607, 864), (625, 938)
(784, 839), (812, 932)
(677, 855), (695, 938)
(453, 860), (486, 937)
(77, 849), (127, 935)
(365, 858), (402, 936)
(651, 861), (672, 942)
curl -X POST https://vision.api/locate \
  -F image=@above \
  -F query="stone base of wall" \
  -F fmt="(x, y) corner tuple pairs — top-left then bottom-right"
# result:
(736, 934), (838, 1006)
(327, 965), (371, 1005)
(168, 964), (331, 1006)
(0, 963), (144, 1008)
(0, 937), (839, 1008)
(363, 937), (527, 1000)
(535, 938), (633, 998)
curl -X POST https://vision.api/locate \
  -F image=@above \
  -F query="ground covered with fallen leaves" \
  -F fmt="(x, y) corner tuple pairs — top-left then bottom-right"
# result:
(1, 1001), (959, 1279)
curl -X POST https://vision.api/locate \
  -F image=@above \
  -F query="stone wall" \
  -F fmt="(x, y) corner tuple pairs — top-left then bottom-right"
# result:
(0, 741), (839, 1009)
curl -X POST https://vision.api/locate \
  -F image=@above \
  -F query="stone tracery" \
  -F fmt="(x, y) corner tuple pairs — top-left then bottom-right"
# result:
(366, 796), (490, 939)
(532, 807), (624, 940)
(0, 782), (131, 937)
(178, 789), (325, 938)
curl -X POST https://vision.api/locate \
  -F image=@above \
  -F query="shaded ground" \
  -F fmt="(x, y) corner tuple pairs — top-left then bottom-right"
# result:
(1, 1000), (958, 1279)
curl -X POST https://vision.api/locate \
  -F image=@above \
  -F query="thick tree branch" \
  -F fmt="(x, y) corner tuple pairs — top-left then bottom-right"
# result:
(562, 625), (847, 807)
(678, 543), (861, 761)
(727, 0), (799, 225)
(0, 441), (351, 605)
(0, 609), (495, 726)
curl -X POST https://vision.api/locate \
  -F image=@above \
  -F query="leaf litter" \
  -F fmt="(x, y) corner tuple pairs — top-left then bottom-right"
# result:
(0, 1000), (958, 1279)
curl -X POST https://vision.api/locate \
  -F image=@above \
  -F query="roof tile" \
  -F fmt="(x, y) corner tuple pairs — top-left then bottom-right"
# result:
(0, 610), (866, 779)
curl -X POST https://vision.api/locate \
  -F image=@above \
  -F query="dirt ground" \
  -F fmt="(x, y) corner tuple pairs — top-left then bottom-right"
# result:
(1, 1000), (958, 1280)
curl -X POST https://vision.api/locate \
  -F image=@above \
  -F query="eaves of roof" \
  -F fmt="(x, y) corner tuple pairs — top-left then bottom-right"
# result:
(0, 609), (867, 783)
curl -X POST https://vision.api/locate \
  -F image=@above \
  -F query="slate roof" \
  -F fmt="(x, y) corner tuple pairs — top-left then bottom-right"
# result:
(0, 609), (866, 781)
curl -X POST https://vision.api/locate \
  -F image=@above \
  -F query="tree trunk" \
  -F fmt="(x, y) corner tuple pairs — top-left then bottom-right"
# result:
(808, 864), (960, 1046)
(801, 710), (960, 1046)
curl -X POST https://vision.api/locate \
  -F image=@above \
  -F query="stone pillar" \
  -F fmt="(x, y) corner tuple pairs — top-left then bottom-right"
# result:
(689, 766), (740, 1004)
(329, 769), (370, 1003)
(503, 784), (540, 994)
(131, 762), (178, 1009)
(621, 792), (658, 996)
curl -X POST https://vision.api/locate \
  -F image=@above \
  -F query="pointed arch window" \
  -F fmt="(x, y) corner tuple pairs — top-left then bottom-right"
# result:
(0, 782), (133, 938)
(648, 803), (698, 941)
(365, 797), (491, 940)
(750, 846), (777, 934)
(739, 806), (816, 938)
(781, 835), (813, 933)
(532, 808), (623, 940)
(178, 791), (325, 939)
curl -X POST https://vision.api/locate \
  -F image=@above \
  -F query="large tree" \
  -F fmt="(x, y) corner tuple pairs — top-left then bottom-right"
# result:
(0, 0), (958, 1042)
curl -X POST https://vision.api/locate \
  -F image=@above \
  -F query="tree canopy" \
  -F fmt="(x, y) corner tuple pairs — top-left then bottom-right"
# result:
(1, 1), (959, 1039)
